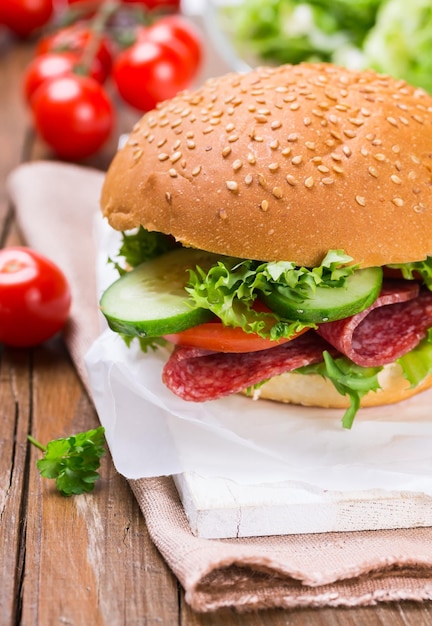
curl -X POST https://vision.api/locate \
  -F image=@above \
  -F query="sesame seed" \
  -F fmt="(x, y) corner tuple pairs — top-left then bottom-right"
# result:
(332, 165), (344, 174)
(244, 174), (253, 185)
(226, 180), (238, 191)
(392, 197), (404, 206)
(374, 153), (386, 161)
(158, 153), (169, 161)
(343, 129), (357, 139)
(287, 133), (299, 142)
(292, 155), (303, 165)
(228, 134), (239, 142)
(165, 192), (172, 203)
(272, 186), (283, 198)
(387, 116), (398, 127)
(303, 117), (312, 126)
(222, 146), (232, 158)
(232, 159), (243, 171)
(225, 123), (235, 132)
(413, 203), (426, 213)
(290, 103), (300, 111)
(247, 153), (256, 164)
(258, 174), (267, 187)
(169, 168), (178, 178)
(255, 115), (268, 123)
(360, 147), (369, 157)
(355, 195), (366, 206)
(281, 147), (291, 157)
(391, 174), (402, 184)
(321, 177), (334, 185)
(203, 127), (214, 135)
(192, 166), (201, 176)
(305, 141), (316, 150)
(260, 200), (269, 211)
(170, 151), (182, 163)
(392, 144), (401, 154)
(368, 166), (379, 178)
(304, 176), (314, 189)
(331, 152), (342, 161)
(171, 119), (182, 129)
(271, 120), (282, 129)
(186, 140), (196, 149)
(270, 139), (279, 150)
(268, 162), (279, 172)
(218, 208), (228, 220)
(317, 165), (330, 173)
(286, 175), (297, 186)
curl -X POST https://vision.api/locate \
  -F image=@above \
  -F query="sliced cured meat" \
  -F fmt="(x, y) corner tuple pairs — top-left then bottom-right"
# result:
(317, 280), (432, 367)
(162, 332), (333, 402)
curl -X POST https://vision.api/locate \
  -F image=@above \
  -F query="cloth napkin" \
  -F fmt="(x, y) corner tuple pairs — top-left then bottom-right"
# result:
(7, 161), (432, 613)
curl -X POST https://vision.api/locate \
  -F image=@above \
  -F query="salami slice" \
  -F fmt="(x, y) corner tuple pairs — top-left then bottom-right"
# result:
(162, 332), (333, 402)
(317, 280), (432, 367)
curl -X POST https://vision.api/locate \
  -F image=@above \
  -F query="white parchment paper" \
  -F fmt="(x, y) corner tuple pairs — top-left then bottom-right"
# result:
(85, 217), (432, 493)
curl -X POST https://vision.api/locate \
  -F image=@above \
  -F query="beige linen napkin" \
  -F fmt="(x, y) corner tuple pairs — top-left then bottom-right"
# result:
(7, 161), (432, 613)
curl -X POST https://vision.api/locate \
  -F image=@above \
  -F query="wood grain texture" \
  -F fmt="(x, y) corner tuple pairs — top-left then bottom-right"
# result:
(0, 28), (432, 626)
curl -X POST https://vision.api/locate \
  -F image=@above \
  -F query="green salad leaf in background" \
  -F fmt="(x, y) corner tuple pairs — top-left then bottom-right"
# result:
(223, 0), (432, 93)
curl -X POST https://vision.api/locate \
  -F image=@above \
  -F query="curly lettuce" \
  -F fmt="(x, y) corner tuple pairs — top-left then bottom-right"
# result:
(186, 250), (356, 340)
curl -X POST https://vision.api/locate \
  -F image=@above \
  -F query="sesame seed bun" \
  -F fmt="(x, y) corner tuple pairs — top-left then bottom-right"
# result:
(101, 62), (432, 268)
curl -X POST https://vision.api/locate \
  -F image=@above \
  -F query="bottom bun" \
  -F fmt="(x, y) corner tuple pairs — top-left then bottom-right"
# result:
(249, 363), (432, 409)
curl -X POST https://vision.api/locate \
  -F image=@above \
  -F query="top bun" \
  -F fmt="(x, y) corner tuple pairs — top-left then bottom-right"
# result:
(101, 62), (432, 268)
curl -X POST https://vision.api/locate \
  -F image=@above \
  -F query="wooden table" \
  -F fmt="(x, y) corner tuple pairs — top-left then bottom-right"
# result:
(1, 26), (432, 626)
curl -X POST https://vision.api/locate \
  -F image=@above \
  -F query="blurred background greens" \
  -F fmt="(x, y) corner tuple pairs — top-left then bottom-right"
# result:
(213, 0), (432, 93)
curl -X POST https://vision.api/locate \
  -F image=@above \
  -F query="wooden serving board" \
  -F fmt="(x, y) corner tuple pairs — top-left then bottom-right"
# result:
(174, 473), (432, 538)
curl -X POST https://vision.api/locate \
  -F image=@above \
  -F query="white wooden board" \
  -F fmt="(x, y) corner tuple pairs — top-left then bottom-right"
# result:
(174, 473), (432, 538)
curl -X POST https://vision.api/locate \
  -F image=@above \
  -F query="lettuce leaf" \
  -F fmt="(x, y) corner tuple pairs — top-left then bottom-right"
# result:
(397, 330), (432, 386)
(387, 257), (432, 290)
(110, 226), (177, 274)
(296, 352), (383, 429)
(186, 250), (356, 340)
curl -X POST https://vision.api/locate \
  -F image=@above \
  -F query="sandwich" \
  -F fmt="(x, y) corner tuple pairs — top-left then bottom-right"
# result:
(99, 62), (432, 428)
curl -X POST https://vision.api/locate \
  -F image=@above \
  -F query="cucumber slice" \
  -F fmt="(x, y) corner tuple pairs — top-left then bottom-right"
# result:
(261, 266), (383, 323)
(100, 248), (219, 337)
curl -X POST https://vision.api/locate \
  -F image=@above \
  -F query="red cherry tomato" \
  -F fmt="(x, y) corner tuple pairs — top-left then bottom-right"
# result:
(112, 32), (198, 111)
(23, 52), (106, 104)
(30, 74), (114, 160)
(164, 323), (309, 353)
(0, 247), (71, 348)
(36, 24), (113, 82)
(121, 0), (180, 10)
(144, 15), (203, 79)
(0, 0), (53, 37)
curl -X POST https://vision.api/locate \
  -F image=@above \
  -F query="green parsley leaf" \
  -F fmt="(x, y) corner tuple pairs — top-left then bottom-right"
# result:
(28, 427), (106, 497)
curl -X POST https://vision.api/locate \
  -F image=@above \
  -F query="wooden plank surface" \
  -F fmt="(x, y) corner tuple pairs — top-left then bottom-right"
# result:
(1, 23), (432, 626)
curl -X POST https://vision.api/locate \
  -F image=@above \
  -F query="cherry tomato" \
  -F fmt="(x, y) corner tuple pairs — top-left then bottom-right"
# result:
(30, 74), (114, 160)
(164, 323), (309, 353)
(121, 0), (180, 10)
(23, 52), (106, 104)
(112, 34), (196, 111)
(0, 0), (53, 37)
(0, 247), (71, 348)
(36, 24), (113, 82)
(144, 15), (203, 78)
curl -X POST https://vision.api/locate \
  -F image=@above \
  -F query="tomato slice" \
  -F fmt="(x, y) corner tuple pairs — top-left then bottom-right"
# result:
(164, 322), (308, 353)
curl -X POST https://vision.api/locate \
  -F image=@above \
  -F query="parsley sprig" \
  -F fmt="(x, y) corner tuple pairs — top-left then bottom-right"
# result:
(28, 426), (106, 497)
